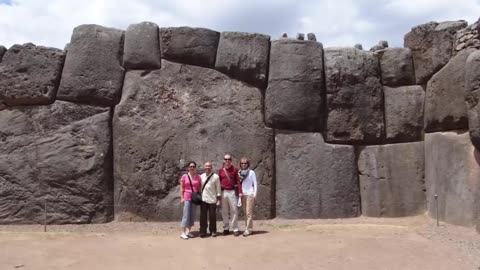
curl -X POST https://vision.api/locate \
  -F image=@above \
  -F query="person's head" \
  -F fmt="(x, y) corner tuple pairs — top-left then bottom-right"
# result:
(223, 153), (232, 168)
(204, 161), (212, 175)
(240, 157), (249, 170)
(187, 161), (197, 173)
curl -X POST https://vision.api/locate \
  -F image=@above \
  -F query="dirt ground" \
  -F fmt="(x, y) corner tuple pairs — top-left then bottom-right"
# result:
(1, 215), (479, 270)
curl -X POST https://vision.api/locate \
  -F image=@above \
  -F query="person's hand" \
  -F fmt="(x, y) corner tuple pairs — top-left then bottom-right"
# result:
(180, 198), (184, 204)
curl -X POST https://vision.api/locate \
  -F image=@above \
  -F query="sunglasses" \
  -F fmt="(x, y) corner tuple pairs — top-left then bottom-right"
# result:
(189, 166), (196, 168)
(224, 158), (232, 161)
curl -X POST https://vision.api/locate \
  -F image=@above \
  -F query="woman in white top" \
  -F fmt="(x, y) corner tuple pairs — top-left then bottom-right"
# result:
(238, 157), (257, 236)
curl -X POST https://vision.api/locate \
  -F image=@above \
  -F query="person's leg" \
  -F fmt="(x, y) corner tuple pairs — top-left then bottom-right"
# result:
(187, 204), (196, 237)
(227, 192), (239, 235)
(180, 201), (191, 239)
(199, 202), (208, 236)
(242, 196), (247, 229)
(208, 203), (217, 235)
(245, 195), (255, 233)
(221, 190), (230, 233)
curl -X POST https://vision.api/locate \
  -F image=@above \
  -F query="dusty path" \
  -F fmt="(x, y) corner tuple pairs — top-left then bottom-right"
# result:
(1, 216), (479, 270)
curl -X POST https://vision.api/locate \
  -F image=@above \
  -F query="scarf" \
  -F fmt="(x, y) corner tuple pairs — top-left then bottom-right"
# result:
(239, 169), (250, 183)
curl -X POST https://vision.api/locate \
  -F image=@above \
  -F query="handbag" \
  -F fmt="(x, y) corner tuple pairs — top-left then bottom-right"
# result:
(187, 174), (202, 205)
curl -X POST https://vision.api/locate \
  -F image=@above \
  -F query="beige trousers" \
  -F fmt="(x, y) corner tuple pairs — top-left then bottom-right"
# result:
(242, 194), (255, 231)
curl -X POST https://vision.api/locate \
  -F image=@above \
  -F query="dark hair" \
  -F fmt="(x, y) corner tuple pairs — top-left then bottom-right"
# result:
(188, 161), (196, 167)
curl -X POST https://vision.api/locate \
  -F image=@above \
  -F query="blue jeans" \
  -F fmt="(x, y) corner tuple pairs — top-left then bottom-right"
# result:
(181, 200), (196, 227)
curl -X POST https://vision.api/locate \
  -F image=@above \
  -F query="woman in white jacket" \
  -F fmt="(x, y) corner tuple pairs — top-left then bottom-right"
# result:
(238, 157), (257, 237)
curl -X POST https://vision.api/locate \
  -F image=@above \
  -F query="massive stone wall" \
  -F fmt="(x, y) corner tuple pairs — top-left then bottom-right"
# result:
(1, 19), (480, 233)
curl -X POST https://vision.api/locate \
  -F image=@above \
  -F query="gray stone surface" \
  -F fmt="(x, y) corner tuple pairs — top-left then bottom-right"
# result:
(357, 142), (426, 217)
(124, 22), (161, 70)
(296, 33), (305, 40)
(0, 101), (113, 224)
(425, 131), (480, 227)
(324, 47), (384, 144)
(465, 50), (480, 150)
(424, 48), (474, 132)
(265, 39), (324, 131)
(275, 131), (360, 219)
(57, 24), (125, 106)
(379, 48), (415, 86)
(307, 33), (316, 41)
(0, 46), (6, 62)
(159, 27), (220, 68)
(215, 32), (270, 89)
(405, 21), (467, 84)
(0, 43), (65, 106)
(113, 60), (274, 221)
(384, 85), (424, 143)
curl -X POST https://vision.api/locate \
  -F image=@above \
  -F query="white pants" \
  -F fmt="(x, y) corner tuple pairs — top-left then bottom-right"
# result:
(221, 190), (239, 232)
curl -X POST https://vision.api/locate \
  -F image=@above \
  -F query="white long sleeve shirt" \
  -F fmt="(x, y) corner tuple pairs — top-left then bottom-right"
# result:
(241, 169), (257, 197)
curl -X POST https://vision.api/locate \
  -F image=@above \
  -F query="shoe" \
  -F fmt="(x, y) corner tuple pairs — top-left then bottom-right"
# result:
(199, 233), (206, 238)
(180, 234), (189, 240)
(223, 230), (230, 236)
(243, 230), (251, 237)
(211, 232), (217, 237)
(187, 233), (195, 238)
(233, 231), (240, 237)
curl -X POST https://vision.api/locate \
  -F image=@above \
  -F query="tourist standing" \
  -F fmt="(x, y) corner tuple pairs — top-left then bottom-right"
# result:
(179, 161), (201, 240)
(218, 153), (243, 236)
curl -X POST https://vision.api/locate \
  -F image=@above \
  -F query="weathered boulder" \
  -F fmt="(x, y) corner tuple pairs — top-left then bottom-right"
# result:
(275, 131), (360, 219)
(265, 39), (324, 131)
(379, 48), (415, 86)
(324, 47), (384, 144)
(0, 43), (65, 106)
(0, 45), (6, 62)
(357, 142), (426, 217)
(159, 27), (220, 69)
(113, 60), (274, 221)
(123, 22), (161, 70)
(0, 101), (113, 224)
(215, 32), (270, 89)
(424, 48), (474, 132)
(57, 24), (125, 106)
(405, 21), (467, 84)
(425, 131), (480, 227)
(465, 50), (480, 150)
(384, 85), (424, 143)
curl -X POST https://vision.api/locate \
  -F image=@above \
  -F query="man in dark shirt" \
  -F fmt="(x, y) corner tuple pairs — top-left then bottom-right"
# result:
(218, 153), (243, 236)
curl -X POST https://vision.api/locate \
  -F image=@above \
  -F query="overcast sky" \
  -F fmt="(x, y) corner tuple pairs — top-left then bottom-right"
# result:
(1, 0), (480, 50)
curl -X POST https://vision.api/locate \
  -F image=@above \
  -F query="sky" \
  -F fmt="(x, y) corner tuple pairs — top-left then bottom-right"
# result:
(1, 0), (480, 50)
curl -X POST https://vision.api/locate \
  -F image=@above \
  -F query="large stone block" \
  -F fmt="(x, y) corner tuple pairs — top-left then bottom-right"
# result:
(215, 32), (270, 89)
(425, 131), (480, 227)
(0, 46), (6, 62)
(357, 142), (426, 217)
(424, 48), (474, 132)
(324, 47), (384, 144)
(113, 60), (274, 221)
(275, 131), (360, 219)
(405, 21), (467, 84)
(379, 48), (415, 86)
(384, 85), (424, 143)
(160, 27), (220, 69)
(0, 101), (113, 224)
(465, 50), (480, 150)
(57, 24), (125, 106)
(123, 22), (161, 70)
(265, 39), (324, 131)
(0, 43), (65, 106)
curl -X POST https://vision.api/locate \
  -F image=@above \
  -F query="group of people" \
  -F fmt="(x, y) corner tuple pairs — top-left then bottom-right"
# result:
(179, 153), (258, 240)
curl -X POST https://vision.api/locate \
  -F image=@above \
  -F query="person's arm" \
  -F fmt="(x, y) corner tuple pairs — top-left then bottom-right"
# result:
(179, 175), (185, 203)
(235, 168), (243, 196)
(215, 175), (222, 203)
(251, 170), (258, 199)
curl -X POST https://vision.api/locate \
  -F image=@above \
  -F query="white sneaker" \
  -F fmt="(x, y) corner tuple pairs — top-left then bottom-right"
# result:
(180, 233), (189, 240)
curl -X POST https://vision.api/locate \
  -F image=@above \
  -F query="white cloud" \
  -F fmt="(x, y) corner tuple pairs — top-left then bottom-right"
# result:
(0, 0), (479, 50)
